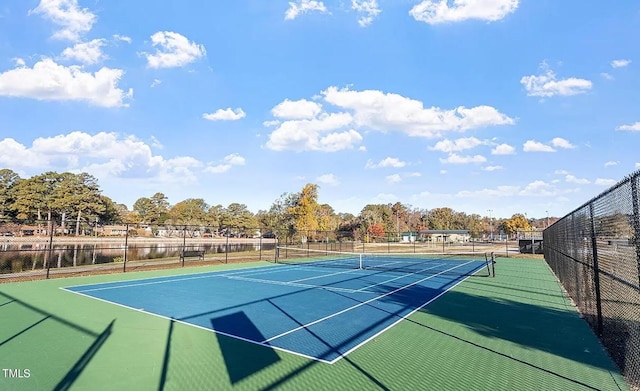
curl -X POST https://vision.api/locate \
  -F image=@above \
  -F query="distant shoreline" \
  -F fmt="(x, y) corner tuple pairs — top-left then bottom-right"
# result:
(1, 236), (277, 243)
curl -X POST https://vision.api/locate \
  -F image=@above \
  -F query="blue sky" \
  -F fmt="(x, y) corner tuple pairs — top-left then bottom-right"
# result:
(0, 0), (639, 219)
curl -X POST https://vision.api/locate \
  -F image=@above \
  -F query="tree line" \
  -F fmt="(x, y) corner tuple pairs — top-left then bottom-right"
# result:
(0, 169), (548, 238)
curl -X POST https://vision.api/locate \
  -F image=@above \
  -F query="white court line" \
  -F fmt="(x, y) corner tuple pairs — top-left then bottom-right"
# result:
(262, 260), (476, 344)
(223, 275), (377, 294)
(67, 262), (318, 292)
(63, 262), (290, 289)
(61, 259), (484, 364)
(328, 264), (482, 364)
(59, 287), (335, 364)
(353, 262), (445, 292)
(288, 258), (447, 284)
(289, 267), (362, 283)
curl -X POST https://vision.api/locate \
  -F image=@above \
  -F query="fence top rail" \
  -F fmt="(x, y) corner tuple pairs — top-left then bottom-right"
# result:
(546, 168), (640, 232)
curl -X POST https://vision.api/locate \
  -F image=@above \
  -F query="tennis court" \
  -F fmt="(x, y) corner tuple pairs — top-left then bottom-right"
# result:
(63, 250), (491, 363)
(0, 254), (630, 390)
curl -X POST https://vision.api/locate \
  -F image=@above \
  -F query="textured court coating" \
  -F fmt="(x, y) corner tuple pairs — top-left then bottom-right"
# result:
(0, 257), (630, 391)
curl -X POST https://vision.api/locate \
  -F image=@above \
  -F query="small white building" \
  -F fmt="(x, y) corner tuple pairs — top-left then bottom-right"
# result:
(419, 230), (470, 243)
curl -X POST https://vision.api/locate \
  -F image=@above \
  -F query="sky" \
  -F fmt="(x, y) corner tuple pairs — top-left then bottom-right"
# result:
(0, 0), (639, 220)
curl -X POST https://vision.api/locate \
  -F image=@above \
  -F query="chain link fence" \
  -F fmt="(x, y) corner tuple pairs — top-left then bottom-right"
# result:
(276, 229), (516, 255)
(0, 221), (277, 282)
(544, 170), (640, 388)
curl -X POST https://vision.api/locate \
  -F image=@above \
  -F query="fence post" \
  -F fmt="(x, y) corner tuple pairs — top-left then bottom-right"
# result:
(123, 223), (129, 272)
(413, 231), (416, 253)
(225, 229), (229, 264)
(588, 203), (604, 336)
(259, 229), (263, 261)
(182, 226), (187, 267)
(46, 219), (54, 279)
(325, 234), (328, 254)
(631, 175), (640, 288)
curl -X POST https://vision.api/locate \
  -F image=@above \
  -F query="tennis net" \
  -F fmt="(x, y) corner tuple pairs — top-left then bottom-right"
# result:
(275, 246), (495, 277)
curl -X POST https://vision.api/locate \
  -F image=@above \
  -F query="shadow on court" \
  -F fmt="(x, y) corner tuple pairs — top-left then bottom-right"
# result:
(358, 282), (622, 390)
(247, 279), (624, 390)
(210, 312), (281, 384)
(0, 291), (114, 391)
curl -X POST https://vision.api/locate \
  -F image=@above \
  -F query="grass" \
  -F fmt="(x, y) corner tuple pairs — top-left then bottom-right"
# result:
(0, 256), (629, 390)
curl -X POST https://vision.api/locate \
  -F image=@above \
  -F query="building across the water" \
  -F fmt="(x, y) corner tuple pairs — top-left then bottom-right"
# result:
(418, 230), (470, 243)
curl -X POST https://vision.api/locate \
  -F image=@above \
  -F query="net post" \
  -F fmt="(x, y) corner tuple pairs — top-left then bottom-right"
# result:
(484, 252), (490, 276)
(359, 253), (363, 270)
(491, 252), (496, 277)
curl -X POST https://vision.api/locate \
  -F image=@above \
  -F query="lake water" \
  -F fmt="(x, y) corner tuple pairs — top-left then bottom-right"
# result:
(0, 241), (276, 274)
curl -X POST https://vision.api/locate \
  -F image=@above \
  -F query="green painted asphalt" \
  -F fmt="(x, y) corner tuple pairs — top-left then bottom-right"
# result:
(0, 258), (630, 391)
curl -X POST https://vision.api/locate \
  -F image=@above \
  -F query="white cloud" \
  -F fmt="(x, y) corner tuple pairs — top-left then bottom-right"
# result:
(0, 58), (132, 107)
(600, 72), (614, 80)
(203, 108), (246, 121)
(30, 0), (95, 41)
(457, 185), (520, 198)
(611, 59), (631, 68)
(440, 153), (486, 164)
(430, 137), (483, 153)
(149, 136), (163, 149)
(143, 31), (206, 69)
(491, 143), (516, 155)
(316, 173), (340, 186)
(0, 131), (205, 183)
(285, 0), (328, 20)
(595, 178), (617, 187)
(551, 137), (575, 149)
(265, 112), (362, 152)
(409, 0), (519, 24)
(521, 63), (592, 97)
(223, 154), (246, 166)
(271, 99), (322, 119)
(483, 165), (503, 171)
(60, 38), (106, 64)
(352, 0), (381, 27)
(150, 79), (162, 88)
(636, 163), (640, 169)
(205, 154), (246, 174)
(523, 140), (555, 152)
(457, 180), (565, 198)
(365, 157), (407, 169)
(617, 122), (640, 131)
(113, 34), (132, 43)
(266, 86), (512, 152)
(263, 120), (281, 127)
(322, 86), (514, 138)
(386, 174), (402, 184)
(520, 180), (558, 196)
(604, 161), (618, 167)
(565, 175), (589, 185)
(554, 169), (570, 175)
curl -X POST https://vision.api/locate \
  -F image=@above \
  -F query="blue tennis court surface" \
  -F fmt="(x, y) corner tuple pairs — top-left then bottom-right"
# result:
(63, 258), (487, 363)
